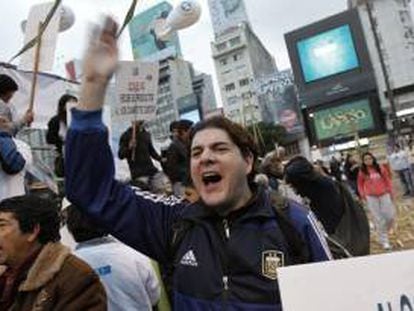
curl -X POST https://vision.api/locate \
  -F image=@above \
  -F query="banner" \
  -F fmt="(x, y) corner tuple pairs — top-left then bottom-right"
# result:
(114, 61), (159, 123)
(253, 70), (304, 134)
(19, 2), (61, 72)
(312, 98), (375, 141)
(129, 1), (182, 62)
(279, 250), (414, 311)
(0, 66), (79, 128)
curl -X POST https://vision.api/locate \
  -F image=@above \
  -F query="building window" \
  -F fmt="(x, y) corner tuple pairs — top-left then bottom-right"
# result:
(239, 78), (249, 87)
(229, 36), (241, 46)
(225, 83), (236, 92)
(216, 42), (227, 51)
(219, 58), (228, 66)
(233, 53), (242, 61)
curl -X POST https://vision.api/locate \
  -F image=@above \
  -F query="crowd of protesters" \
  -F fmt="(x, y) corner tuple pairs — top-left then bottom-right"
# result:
(0, 17), (413, 311)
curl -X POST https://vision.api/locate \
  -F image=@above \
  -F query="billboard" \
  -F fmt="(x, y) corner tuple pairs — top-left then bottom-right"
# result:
(297, 25), (360, 83)
(180, 109), (200, 123)
(305, 93), (385, 146)
(129, 2), (182, 61)
(177, 93), (201, 122)
(253, 70), (304, 134)
(312, 98), (374, 140)
(207, 0), (250, 36)
(285, 9), (376, 108)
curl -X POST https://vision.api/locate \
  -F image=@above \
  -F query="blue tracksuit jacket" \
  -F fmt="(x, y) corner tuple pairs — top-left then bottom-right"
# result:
(65, 109), (332, 310)
(0, 131), (25, 174)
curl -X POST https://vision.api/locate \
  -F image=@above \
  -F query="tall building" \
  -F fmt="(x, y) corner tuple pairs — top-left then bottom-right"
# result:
(192, 71), (217, 116)
(148, 57), (194, 140)
(208, 0), (278, 125)
(207, 0), (250, 36)
(349, 0), (414, 130)
(127, 1), (217, 141)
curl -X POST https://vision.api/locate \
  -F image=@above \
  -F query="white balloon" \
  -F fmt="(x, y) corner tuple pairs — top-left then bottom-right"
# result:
(59, 6), (75, 32)
(157, 0), (201, 40)
(20, 5), (75, 33)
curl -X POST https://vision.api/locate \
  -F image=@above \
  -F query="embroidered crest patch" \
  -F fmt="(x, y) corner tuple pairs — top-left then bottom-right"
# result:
(262, 250), (284, 280)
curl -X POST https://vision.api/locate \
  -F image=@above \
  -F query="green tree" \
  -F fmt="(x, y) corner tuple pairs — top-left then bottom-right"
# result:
(247, 122), (288, 155)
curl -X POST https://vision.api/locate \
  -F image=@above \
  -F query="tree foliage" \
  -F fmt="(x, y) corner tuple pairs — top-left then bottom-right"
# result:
(247, 122), (288, 155)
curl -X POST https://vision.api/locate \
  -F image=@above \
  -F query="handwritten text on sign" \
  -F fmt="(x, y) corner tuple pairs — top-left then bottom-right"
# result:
(278, 250), (414, 311)
(114, 61), (159, 122)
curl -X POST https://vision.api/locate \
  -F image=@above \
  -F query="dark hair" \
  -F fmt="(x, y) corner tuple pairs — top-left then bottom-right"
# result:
(169, 120), (179, 132)
(66, 205), (107, 243)
(189, 116), (258, 187)
(0, 74), (18, 96)
(57, 94), (77, 123)
(0, 195), (61, 244)
(360, 152), (382, 176)
(284, 156), (318, 195)
(170, 119), (194, 133)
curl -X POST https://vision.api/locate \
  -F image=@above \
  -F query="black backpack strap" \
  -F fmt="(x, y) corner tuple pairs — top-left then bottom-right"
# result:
(162, 219), (194, 304)
(270, 191), (310, 264)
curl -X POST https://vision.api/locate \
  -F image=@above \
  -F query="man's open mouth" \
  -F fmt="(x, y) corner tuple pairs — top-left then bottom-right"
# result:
(202, 172), (222, 186)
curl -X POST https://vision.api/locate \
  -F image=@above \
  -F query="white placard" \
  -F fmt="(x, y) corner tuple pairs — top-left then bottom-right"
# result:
(19, 2), (61, 72)
(0, 66), (78, 129)
(114, 61), (159, 123)
(278, 250), (414, 311)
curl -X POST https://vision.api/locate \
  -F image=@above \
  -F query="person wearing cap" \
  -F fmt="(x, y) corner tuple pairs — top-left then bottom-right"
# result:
(118, 120), (162, 188)
(0, 74), (33, 136)
(164, 119), (193, 196)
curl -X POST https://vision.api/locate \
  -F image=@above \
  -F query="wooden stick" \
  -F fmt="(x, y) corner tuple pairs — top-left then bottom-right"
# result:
(28, 22), (43, 113)
(131, 120), (137, 161)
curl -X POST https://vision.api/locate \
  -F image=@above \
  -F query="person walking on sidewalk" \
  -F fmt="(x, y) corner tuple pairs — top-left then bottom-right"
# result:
(358, 152), (395, 250)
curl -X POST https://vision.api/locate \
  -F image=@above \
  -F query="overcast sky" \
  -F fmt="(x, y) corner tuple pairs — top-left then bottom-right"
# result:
(2, 0), (410, 104)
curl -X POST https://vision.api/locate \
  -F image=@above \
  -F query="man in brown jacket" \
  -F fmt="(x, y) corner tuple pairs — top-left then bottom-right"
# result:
(0, 195), (107, 310)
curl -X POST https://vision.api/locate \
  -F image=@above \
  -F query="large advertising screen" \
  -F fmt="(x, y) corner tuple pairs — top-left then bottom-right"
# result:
(312, 98), (375, 141)
(129, 2), (182, 61)
(285, 9), (376, 108)
(297, 25), (360, 83)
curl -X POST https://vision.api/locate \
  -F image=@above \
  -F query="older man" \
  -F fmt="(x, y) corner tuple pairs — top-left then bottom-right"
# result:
(0, 195), (106, 310)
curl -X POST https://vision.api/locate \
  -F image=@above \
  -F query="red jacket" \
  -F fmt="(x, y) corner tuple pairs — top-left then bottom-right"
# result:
(357, 165), (393, 199)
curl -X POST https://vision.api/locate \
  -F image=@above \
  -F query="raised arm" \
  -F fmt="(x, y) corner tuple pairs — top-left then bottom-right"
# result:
(65, 17), (183, 264)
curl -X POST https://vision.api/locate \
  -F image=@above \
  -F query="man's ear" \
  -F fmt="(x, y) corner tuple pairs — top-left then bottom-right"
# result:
(27, 224), (40, 243)
(244, 152), (254, 175)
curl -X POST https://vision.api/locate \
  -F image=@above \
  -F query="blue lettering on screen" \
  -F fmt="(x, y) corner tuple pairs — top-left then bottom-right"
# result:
(297, 24), (360, 83)
(96, 265), (112, 276)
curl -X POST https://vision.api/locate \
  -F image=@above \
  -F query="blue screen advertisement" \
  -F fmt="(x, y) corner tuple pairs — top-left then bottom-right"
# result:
(297, 24), (360, 83)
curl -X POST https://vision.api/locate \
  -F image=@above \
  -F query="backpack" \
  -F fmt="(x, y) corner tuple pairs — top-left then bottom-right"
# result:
(329, 181), (370, 258)
(271, 189), (353, 260)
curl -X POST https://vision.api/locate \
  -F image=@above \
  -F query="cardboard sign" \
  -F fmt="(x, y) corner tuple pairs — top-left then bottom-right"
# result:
(278, 250), (414, 311)
(114, 61), (159, 123)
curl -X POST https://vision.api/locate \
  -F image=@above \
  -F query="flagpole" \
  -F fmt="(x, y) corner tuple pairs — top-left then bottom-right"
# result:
(28, 22), (43, 114)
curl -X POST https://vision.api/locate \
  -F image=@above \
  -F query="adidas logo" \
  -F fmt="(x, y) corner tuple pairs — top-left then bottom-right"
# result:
(180, 249), (198, 267)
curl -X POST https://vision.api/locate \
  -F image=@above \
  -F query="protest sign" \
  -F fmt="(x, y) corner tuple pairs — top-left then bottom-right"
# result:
(114, 61), (159, 123)
(278, 250), (414, 311)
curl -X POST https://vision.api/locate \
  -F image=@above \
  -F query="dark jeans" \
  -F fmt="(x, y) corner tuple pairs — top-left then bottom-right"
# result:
(397, 168), (414, 194)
